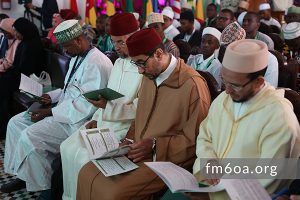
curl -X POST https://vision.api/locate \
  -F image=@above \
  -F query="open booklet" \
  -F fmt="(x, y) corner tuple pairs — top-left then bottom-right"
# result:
(82, 88), (124, 101)
(145, 162), (224, 193)
(81, 128), (138, 177)
(146, 162), (271, 200)
(19, 74), (48, 101)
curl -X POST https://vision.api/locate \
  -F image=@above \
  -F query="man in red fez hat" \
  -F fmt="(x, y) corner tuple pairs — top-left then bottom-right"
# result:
(76, 28), (211, 200)
(60, 13), (142, 200)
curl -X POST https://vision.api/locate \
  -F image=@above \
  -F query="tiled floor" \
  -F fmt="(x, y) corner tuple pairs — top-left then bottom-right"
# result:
(0, 140), (40, 200)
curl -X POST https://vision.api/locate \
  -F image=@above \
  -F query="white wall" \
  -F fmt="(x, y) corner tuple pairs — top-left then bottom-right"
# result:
(0, 0), (86, 20)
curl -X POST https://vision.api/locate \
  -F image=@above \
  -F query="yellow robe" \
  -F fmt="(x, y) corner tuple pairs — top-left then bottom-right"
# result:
(193, 85), (300, 200)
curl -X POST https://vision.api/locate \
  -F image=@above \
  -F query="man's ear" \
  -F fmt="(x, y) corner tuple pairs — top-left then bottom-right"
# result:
(255, 76), (265, 88)
(154, 48), (164, 60)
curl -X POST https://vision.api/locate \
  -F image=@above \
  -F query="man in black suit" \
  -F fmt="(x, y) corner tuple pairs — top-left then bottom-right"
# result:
(173, 10), (202, 51)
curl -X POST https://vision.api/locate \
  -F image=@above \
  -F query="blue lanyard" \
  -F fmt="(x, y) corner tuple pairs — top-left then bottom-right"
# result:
(63, 47), (93, 93)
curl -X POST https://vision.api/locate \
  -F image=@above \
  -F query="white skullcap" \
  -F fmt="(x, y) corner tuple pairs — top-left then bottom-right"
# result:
(259, 3), (271, 11)
(54, 20), (82, 43)
(282, 22), (300, 40)
(237, 11), (247, 25)
(132, 12), (140, 20)
(202, 27), (222, 43)
(222, 39), (268, 73)
(162, 6), (174, 19)
(147, 12), (164, 25)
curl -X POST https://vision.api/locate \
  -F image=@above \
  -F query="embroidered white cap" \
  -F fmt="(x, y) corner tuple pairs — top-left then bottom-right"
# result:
(259, 3), (271, 11)
(282, 22), (300, 40)
(54, 19), (82, 43)
(147, 12), (164, 25)
(202, 27), (222, 43)
(222, 39), (268, 73)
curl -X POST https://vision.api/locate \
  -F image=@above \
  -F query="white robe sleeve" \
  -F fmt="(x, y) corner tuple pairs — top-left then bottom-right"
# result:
(51, 60), (112, 124)
(47, 89), (62, 103)
(265, 52), (278, 87)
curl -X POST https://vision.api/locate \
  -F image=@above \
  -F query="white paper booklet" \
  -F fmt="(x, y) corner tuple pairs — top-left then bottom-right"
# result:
(222, 179), (271, 200)
(81, 128), (138, 176)
(145, 162), (224, 193)
(19, 73), (43, 97)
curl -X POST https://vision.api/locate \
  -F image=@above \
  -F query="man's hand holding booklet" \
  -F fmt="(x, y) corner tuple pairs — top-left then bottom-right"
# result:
(82, 88), (124, 101)
(80, 128), (138, 177)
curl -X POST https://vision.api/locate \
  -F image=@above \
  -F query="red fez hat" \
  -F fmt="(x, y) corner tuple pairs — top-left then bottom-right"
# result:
(110, 13), (139, 36)
(126, 28), (162, 57)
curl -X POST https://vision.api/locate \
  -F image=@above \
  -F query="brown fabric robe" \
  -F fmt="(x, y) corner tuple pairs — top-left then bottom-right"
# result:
(76, 59), (211, 200)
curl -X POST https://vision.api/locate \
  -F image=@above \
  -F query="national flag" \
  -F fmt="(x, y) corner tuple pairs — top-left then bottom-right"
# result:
(86, 0), (97, 28)
(106, 0), (116, 16)
(125, 0), (134, 12)
(143, 0), (153, 18)
(152, 0), (158, 13)
(212, 0), (221, 12)
(70, 0), (78, 16)
(173, 0), (181, 19)
(195, 0), (204, 20)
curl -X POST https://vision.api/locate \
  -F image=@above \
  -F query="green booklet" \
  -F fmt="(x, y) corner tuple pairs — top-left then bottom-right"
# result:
(83, 88), (124, 101)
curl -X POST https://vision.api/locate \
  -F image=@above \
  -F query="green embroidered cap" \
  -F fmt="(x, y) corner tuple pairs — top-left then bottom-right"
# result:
(53, 20), (82, 43)
(288, 6), (300, 15)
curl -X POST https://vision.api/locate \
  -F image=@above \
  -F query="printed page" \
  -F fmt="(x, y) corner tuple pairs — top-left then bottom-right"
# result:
(92, 156), (139, 177)
(99, 145), (131, 159)
(145, 162), (224, 193)
(81, 128), (119, 160)
(222, 179), (271, 200)
(19, 74), (43, 97)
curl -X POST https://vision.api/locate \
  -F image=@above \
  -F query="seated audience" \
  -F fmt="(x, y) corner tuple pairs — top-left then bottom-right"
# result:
(259, 3), (281, 29)
(205, 3), (218, 27)
(147, 12), (180, 58)
(187, 27), (222, 89)
(0, 18), (45, 138)
(243, 12), (274, 50)
(285, 6), (300, 24)
(76, 28), (211, 200)
(173, 10), (202, 51)
(283, 22), (300, 64)
(0, 18), (20, 73)
(181, 2), (201, 30)
(0, 13), (9, 58)
(215, 9), (235, 32)
(95, 15), (114, 52)
(235, 0), (249, 18)
(193, 39), (300, 199)
(1, 20), (113, 198)
(47, 13), (63, 44)
(162, 6), (180, 40)
(60, 13), (142, 200)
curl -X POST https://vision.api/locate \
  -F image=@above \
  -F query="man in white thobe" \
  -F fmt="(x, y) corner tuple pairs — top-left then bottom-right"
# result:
(60, 13), (142, 200)
(162, 6), (180, 41)
(187, 27), (222, 89)
(259, 3), (281, 29)
(1, 20), (113, 194)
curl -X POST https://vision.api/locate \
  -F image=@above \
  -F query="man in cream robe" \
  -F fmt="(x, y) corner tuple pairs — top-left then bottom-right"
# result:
(76, 28), (211, 200)
(60, 13), (142, 200)
(2, 20), (112, 193)
(193, 39), (300, 200)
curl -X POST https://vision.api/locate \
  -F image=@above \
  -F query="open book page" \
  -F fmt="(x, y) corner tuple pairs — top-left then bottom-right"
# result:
(81, 128), (120, 160)
(19, 74), (43, 97)
(92, 156), (139, 177)
(99, 145), (131, 159)
(222, 179), (271, 200)
(145, 162), (224, 193)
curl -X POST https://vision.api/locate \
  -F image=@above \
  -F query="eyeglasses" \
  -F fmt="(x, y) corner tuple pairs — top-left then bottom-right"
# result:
(111, 39), (126, 48)
(130, 54), (153, 69)
(221, 77), (254, 92)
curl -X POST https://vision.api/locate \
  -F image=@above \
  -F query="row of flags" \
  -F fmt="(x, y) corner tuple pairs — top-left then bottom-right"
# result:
(70, 0), (221, 28)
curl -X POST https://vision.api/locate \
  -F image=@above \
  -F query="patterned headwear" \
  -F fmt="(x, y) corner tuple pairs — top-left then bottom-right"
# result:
(221, 22), (246, 45)
(53, 20), (82, 43)
(147, 12), (164, 25)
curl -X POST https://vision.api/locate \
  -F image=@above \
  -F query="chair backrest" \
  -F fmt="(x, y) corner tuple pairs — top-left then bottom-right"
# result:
(104, 51), (119, 64)
(278, 58), (298, 91)
(45, 50), (70, 88)
(284, 89), (300, 123)
(196, 70), (220, 101)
